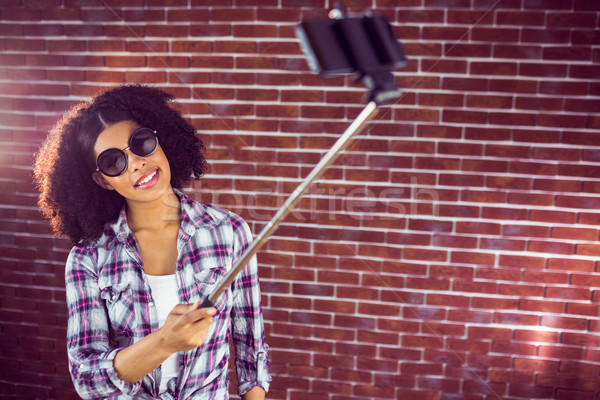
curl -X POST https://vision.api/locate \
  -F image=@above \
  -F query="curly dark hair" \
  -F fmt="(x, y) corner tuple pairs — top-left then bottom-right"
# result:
(33, 84), (207, 245)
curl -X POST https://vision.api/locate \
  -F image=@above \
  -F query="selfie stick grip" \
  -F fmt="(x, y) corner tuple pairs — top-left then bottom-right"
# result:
(204, 101), (380, 306)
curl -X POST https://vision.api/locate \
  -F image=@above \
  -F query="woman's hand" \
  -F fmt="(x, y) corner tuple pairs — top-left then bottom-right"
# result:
(159, 302), (217, 353)
(114, 302), (216, 383)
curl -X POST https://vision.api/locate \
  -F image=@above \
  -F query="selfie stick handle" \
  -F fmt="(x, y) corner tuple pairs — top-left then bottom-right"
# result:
(200, 101), (379, 308)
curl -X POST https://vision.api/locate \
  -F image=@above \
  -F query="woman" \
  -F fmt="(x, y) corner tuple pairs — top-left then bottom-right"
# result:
(33, 84), (271, 399)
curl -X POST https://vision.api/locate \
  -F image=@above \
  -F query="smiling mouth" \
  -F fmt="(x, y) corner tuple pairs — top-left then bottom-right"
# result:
(135, 169), (158, 187)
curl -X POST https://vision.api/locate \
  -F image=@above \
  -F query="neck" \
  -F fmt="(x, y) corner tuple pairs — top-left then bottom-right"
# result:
(125, 187), (181, 232)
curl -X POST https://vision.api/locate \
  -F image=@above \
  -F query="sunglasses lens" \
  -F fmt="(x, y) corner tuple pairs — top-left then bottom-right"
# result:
(97, 149), (127, 177)
(130, 128), (158, 157)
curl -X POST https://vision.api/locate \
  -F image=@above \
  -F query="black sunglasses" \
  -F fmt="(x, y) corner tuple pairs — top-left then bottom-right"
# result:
(95, 127), (159, 177)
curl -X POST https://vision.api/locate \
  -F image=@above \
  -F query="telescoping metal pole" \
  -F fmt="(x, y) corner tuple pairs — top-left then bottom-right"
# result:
(200, 100), (379, 308)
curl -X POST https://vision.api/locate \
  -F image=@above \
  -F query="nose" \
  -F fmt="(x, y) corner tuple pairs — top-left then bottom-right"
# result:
(125, 149), (147, 172)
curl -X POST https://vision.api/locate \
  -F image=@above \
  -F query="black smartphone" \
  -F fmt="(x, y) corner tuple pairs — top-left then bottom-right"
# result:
(296, 14), (407, 77)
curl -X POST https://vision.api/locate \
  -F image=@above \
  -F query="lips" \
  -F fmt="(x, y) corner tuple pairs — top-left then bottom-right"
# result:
(135, 168), (159, 188)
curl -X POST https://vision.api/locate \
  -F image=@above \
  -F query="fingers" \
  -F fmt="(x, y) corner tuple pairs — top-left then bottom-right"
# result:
(186, 302), (216, 323)
(170, 302), (215, 316)
(168, 302), (216, 324)
(159, 302), (217, 353)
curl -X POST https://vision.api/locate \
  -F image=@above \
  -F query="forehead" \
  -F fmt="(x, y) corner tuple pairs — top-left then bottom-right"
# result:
(94, 120), (141, 156)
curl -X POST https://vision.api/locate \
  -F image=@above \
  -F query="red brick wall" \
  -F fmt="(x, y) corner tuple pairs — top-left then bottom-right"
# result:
(1, 1), (600, 399)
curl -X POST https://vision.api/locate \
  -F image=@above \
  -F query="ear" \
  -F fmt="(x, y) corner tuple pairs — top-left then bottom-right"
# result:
(92, 172), (115, 191)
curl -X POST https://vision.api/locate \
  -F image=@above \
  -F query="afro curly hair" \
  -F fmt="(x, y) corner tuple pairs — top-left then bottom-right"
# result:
(33, 84), (207, 245)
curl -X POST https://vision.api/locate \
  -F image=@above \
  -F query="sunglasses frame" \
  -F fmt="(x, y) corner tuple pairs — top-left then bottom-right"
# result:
(95, 127), (159, 177)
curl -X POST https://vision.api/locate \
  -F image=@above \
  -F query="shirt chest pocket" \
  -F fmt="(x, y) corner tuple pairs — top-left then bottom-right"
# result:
(193, 266), (229, 314)
(100, 282), (137, 335)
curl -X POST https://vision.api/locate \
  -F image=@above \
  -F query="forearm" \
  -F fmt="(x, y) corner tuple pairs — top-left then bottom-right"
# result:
(242, 386), (265, 400)
(113, 304), (215, 383)
(113, 330), (172, 383)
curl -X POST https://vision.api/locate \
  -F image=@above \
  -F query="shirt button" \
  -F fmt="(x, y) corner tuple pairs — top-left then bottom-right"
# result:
(149, 301), (155, 307)
(79, 364), (84, 369)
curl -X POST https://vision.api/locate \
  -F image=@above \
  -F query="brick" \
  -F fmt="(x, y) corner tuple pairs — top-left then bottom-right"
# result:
(416, 376), (460, 393)
(476, 267), (520, 282)
(380, 287), (424, 305)
(508, 384), (555, 399)
(537, 373), (599, 391)
(504, 224), (551, 238)
(487, 175), (533, 190)
(540, 80), (590, 95)
(146, 24), (187, 37)
(496, 10), (545, 25)
(534, 146), (580, 161)
(461, 189), (506, 203)
(492, 341), (537, 356)
(400, 361), (444, 376)
(499, 284), (544, 297)
(453, 282), (498, 293)
(559, 361), (600, 376)
(519, 298), (565, 314)
(414, 157), (459, 172)
(422, 59), (468, 76)
(566, 302), (599, 317)
(479, 239), (525, 251)
(490, 79), (539, 94)
(546, 286), (591, 301)
(357, 241), (402, 258)
(514, 357), (559, 372)
(525, 270), (570, 285)
(402, 247), (447, 262)
(257, 7), (300, 21)
(422, 321), (465, 337)
(525, 28), (571, 46)
(312, 380), (352, 396)
(562, 332), (600, 347)
(447, 308), (493, 325)
(540, 113), (588, 129)
(466, 94), (513, 109)
(541, 314), (589, 331)
(171, 40), (212, 53)
(467, 353), (512, 370)
(490, 111), (537, 126)
(395, 389), (442, 400)
(553, 226), (598, 241)
(548, 12), (597, 28)
(402, 334), (445, 349)
(166, 9), (209, 22)
(494, 312), (540, 326)
(403, 305), (446, 321)
(534, 178), (582, 192)
(497, 45), (544, 60)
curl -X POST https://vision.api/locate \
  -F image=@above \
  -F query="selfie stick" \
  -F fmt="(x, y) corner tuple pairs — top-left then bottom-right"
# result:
(200, 8), (406, 308)
(200, 101), (379, 308)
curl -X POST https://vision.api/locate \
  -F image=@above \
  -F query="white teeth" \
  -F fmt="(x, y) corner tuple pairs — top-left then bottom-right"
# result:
(137, 170), (157, 186)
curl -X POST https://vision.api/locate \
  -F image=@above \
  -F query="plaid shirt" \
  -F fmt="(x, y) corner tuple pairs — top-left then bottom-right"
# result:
(65, 190), (271, 399)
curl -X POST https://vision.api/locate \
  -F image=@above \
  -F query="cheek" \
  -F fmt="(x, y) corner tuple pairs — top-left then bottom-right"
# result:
(155, 148), (172, 177)
(107, 175), (131, 190)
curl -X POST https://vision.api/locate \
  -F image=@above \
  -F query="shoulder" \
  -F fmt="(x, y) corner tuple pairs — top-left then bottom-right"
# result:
(65, 243), (100, 278)
(179, 190), (248, 229)
(179, 192), (253, 248)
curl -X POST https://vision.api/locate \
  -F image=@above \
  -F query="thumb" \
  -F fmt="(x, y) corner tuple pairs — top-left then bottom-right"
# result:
(192, 301), (217, 316)
(202, 306), (217, 317)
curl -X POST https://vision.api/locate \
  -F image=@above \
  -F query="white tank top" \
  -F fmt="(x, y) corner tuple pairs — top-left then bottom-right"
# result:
(146, 273), (180, 394)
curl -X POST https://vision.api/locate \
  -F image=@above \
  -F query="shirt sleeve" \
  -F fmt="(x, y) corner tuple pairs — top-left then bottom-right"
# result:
(229, 217), (272, 396)
(65, 246), (142, 399)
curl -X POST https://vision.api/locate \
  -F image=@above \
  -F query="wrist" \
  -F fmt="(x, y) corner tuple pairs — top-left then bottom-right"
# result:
(153, 327), (177, 359)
